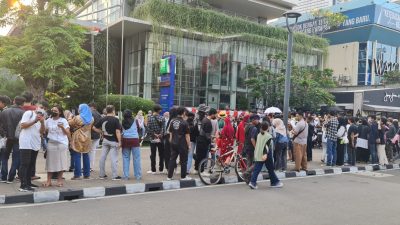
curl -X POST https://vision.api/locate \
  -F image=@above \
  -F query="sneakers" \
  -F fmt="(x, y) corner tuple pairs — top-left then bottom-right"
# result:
(0, 180), (6, 183)
(30, 184), (39, 189)
(147, 170), (156, 175)
(249, 183), (258, 189)
(181, 176), (193, 181)
(19, 186), (34, 192)
(99, 175), (108, 180)
(112, 176), (122, 181)
(71, 176), (82, 180)
(6, 180), (13, 184)
(270, 182), (284, 188)
(166, 177), (173, 181)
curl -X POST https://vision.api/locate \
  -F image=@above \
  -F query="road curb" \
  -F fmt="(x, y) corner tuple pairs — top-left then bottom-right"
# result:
(2, 163), (400, 205)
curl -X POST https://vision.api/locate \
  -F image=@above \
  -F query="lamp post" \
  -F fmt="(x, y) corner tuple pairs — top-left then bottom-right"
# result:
(282, 11), (301, 128)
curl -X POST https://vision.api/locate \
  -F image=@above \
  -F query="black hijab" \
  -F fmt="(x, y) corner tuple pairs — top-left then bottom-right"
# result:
(122, 109), (134, 130)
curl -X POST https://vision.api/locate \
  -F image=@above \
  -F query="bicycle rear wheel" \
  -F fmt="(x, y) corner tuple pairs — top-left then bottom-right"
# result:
(235, 156), (248, 182)
(198, 158), (223, 185)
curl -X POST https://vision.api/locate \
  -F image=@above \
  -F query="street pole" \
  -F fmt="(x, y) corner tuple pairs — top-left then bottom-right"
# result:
(282, 11), (301, 129)
(106, 0), (109, 106)
(282, 28), (293, 128)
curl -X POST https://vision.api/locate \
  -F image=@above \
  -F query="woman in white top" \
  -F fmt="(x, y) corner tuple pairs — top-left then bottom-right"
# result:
(44, 105), (71, 187)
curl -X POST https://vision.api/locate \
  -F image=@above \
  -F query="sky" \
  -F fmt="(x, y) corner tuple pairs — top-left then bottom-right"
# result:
(0, 25), (11, 36)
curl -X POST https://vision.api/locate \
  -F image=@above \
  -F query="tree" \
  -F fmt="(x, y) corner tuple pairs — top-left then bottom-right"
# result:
(245, 55), (336, 112)
(310, 9), (347, 36)
(0, 0), (89, 101)
(383, 70), (400, 84)
(0, 68), (26, 98)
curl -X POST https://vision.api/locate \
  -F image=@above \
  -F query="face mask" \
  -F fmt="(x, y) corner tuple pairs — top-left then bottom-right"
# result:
(51, 111), (59, 117)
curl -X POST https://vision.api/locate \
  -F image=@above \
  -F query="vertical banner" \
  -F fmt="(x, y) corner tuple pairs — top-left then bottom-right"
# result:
(159, 55), (176, 114)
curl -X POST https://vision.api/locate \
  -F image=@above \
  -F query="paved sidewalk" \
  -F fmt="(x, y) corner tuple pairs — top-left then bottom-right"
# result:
(0, 147), (393, 196)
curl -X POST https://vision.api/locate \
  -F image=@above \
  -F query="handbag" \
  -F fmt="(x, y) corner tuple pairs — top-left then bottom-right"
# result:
(376, 138), (381, 144)
(356, 138), (368, 149)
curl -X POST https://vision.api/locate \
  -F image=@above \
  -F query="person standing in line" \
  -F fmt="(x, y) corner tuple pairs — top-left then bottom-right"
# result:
(272, 118), (288, 172)
(291, 112), (308, 171)
(357, 118), (371, 163)
(18, 108), (45, 192)
(186, 112), (196, 174)
(0, 95), (11, 172)
(194, 107), (215, 174)
(336, 117), (347, 166)
(321, 115), (329, 164)
(368, 115), (379, 165)
(135, 110), (146, 144)
(88, 103), (102, 172)
(236, 114), (249, 156)
(121, 110), (142, 180)
(249, 122), (283, 189)
(43, 106), (70, 187)
(163, 108), (176, 173)
(243, 114), (261, 184)
(306, 116), (315, 162)
(93, 105), (122, 180)
(69, 104), (94, 180)
(0, 96), (25, 183)
(385, 118), (396, 163)
(167, 107), (191, 180)
(377, 117), (389, 166)
(347, 117), (358, 166)
(146, 104), (165, 174)
(325, 111), (339, 167)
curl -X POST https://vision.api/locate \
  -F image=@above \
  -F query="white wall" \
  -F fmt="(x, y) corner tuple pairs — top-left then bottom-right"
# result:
(325, 42), (359, 86)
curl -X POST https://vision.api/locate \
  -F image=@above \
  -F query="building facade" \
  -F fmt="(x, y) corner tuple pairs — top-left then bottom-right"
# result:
(291, 0), (350, 13)
(288, 0), (400, 115)
(75, 0), (326, 109)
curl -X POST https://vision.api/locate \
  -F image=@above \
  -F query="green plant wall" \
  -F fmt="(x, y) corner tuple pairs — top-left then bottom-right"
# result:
(132, 0), (328, 55)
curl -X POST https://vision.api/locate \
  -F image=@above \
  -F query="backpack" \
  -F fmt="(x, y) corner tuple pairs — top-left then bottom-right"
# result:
(276, 132), (289, 144)
(14, 111), (34, 139)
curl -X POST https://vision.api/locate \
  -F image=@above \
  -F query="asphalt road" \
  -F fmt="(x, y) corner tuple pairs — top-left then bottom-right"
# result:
(1, 170), (400, 225)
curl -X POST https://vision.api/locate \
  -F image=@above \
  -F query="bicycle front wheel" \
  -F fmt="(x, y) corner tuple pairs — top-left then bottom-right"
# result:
(198, 158), (223, 185)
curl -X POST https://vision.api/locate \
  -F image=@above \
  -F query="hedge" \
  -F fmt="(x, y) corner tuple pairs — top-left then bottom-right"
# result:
(96, 95), (154, 113)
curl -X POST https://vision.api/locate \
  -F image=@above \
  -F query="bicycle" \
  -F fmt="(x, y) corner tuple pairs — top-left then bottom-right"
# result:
(198, 144), (247, 185)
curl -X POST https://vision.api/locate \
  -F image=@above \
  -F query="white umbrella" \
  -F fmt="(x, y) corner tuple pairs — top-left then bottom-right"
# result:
(264, 107), (282, 114)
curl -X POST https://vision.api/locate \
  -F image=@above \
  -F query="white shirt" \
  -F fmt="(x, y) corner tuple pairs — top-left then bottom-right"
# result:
(46, 118), (70, 146)
(19, 111), (41, 151)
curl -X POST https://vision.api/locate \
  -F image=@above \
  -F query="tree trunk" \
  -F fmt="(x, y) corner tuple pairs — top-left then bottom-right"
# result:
(24, 77), (49, 102)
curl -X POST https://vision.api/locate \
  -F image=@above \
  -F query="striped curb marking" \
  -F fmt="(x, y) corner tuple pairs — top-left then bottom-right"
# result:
(2, 164), (400, 205)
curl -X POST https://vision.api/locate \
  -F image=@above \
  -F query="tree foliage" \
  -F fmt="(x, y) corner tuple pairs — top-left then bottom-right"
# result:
(310, 9), (347, 36)
(96, 94), (154, 114)
(0, 0), (89, 102)
(383, 70), (400, 84)
(0, 68), (26, 98)
(245, 55), (336, 112)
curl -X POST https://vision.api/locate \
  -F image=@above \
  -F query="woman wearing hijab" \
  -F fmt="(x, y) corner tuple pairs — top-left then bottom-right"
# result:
(336, 117), (348, 166)
(121, 110), (142, 180)
(69, 104), (94, 179)
(135, 110), (145, 142)
(218, 117), (235, 164)
(236, 114), (249, 155)
(272, 118), (288, 171)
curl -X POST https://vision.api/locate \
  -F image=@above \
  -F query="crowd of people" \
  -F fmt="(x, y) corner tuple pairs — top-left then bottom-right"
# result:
(0, 92), (399, 192)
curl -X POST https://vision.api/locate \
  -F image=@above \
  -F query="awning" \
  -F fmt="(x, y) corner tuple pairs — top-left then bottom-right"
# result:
(335, 103), (354, 110)
(363, 104), (400, 113)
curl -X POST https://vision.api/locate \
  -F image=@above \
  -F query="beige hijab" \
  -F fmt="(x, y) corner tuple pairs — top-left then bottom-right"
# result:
(272, 118), (287, 137)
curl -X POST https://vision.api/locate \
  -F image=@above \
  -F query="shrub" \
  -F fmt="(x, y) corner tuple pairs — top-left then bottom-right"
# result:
(96, 95), (154, 113)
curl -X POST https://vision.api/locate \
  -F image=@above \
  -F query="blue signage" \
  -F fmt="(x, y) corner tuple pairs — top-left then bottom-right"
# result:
(159, 55), (176, 114)
(293, 4), (400, 35)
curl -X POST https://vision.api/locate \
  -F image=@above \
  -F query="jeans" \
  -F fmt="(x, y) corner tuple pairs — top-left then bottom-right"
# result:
(274, 142), (287, 171)
(369, 144), (378, 164)
(89, 139), (100, 170)
(344, 144), (348, 164)
(69, 148), (75, 171)
(19, 149), (36, 188)
(150, 142), (164, 172)
(187, 142), (196, 173)
(1, 139), (20, 181)
(99, 139), (119, 178)
(250, 149), (280, 186)
(73, 151), (90, 177)
(326, 139), (337, 166)
(168, 144), (188, 179)
(30, 150), (38, 177)
(122, 147), (141, 180)
(347, 145), (356, 166)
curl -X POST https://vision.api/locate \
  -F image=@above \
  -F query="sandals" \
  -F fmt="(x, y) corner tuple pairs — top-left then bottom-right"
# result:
(42, 183), (52, 187)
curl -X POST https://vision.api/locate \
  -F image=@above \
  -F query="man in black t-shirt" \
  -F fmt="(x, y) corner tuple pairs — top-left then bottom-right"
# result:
(167, 107), (191, 180)
(347, 117), (358, 166)
(93, 105), (122, 180)
(194, 107), (216, 173)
